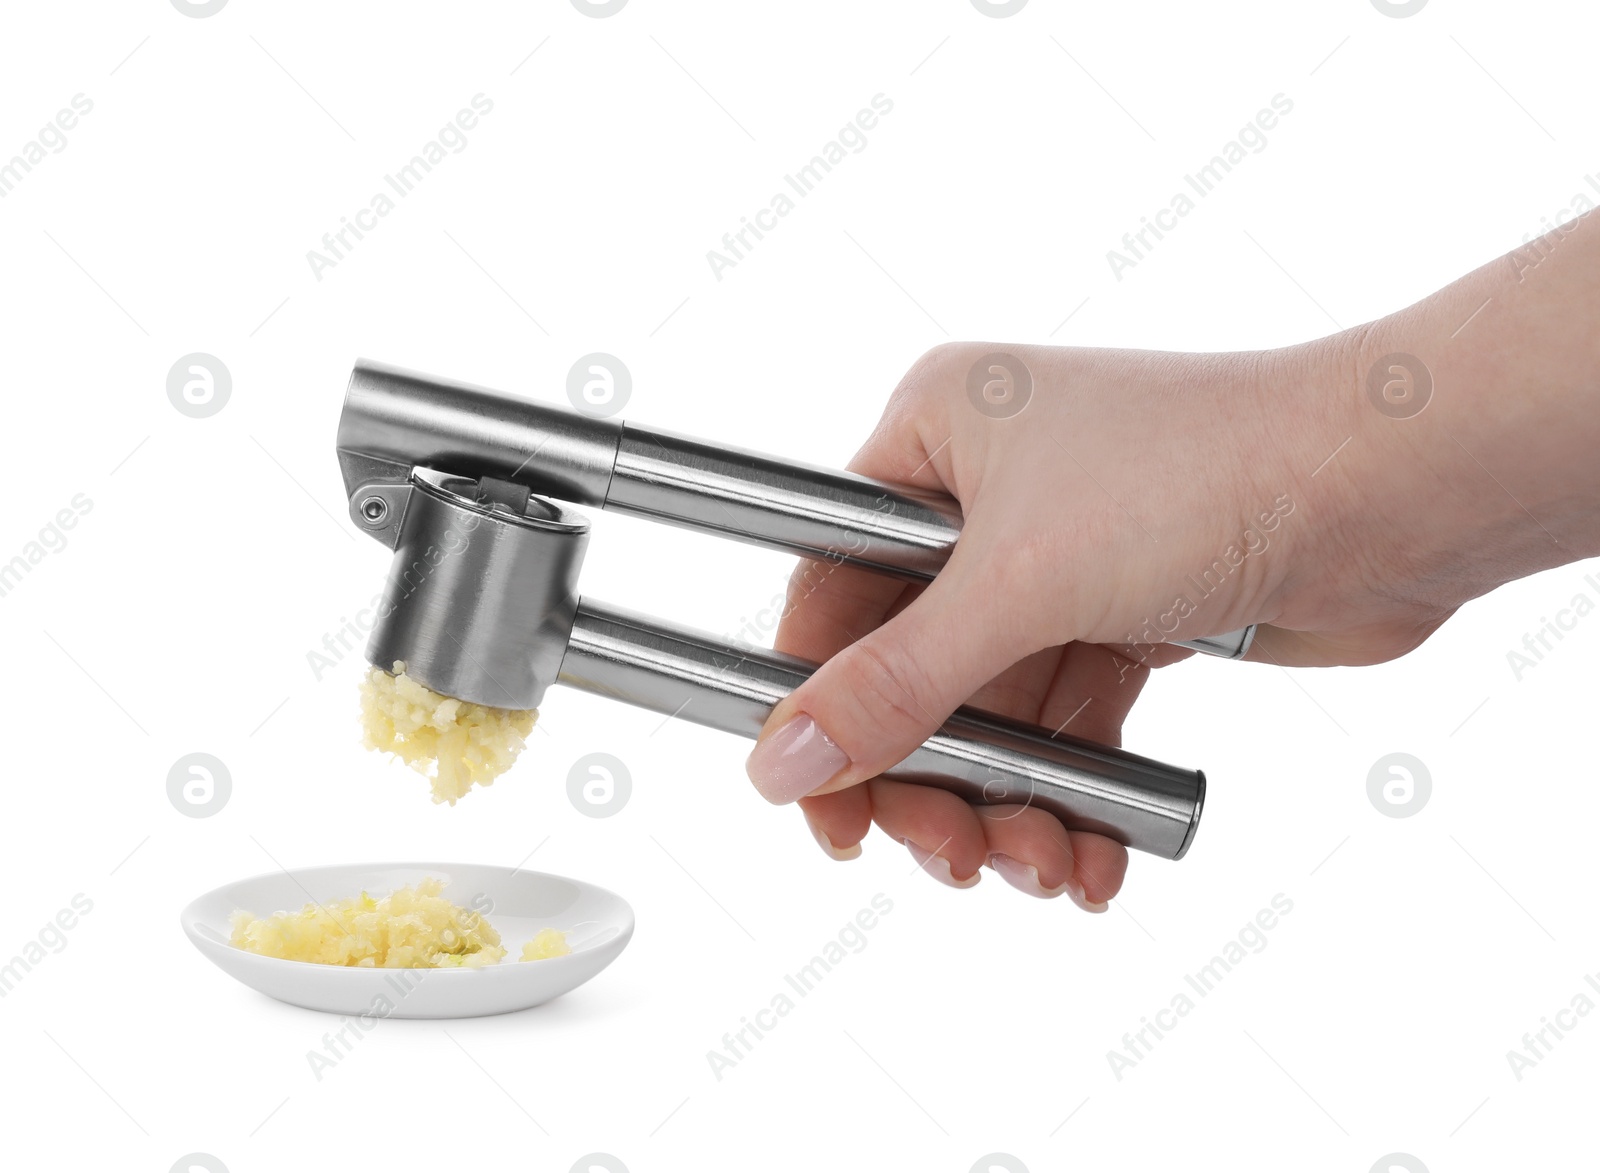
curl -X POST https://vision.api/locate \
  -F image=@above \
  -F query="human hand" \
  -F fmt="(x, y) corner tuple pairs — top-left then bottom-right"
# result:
(743, 221), (1600, 905)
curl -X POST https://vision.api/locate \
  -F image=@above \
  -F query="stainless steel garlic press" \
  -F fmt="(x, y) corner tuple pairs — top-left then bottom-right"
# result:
(337, 360), (1255, 859)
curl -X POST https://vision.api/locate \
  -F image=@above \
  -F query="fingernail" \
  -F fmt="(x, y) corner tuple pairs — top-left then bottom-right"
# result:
(1068, 888), (1111, 913)
(745, 713), (850, 805)
(987, 853), (1072, 900)
(905, 840), (980, 889)
(1066, 879), (1109, 913)
(987, 853), (1108, 910)
(805, 814), (861, 862)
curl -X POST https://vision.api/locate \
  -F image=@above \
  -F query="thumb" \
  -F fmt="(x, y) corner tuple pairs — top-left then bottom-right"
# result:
(744, 552), (1030, 805)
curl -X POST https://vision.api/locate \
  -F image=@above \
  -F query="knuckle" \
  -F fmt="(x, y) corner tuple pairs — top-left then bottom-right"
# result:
(892, 342), (971, 404)
(846, 638), (943, 739)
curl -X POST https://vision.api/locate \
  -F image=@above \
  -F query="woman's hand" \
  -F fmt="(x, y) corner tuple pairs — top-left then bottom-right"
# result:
(744, 217), (1600, 906)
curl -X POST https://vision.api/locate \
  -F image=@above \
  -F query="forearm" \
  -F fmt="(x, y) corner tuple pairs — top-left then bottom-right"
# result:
(1304, 214), (1600, 620)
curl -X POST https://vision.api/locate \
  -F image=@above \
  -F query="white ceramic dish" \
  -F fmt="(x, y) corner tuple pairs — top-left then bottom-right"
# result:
(181, 862), (634, 1019)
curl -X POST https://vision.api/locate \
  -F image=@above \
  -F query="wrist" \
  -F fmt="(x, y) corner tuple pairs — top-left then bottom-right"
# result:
(1304, 234), (1600, 626)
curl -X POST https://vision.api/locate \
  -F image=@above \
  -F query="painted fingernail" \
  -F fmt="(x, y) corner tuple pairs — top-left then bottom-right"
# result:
(905, 840), (980, 889)
(745, 713), (850, 805)
(805, 814), (861, 861)
(987, 854), (1108, 910)
(988, 853), (1072, 900)
(1066, 881), (1110, 914)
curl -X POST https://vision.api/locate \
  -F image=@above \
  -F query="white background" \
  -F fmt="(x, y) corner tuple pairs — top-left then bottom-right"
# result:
(1, 1), (1597, 1170)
